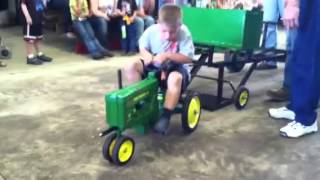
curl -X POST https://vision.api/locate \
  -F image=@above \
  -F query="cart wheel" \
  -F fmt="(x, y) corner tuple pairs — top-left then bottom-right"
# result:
(182, 92), (201, 134)
(225, 52), (245, 73)
(234, 86), (250, 110)
(102, 133), (117, 163)
(112, 136), (135, 166)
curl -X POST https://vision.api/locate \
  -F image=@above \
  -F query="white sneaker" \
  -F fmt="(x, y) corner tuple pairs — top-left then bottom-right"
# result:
(269, 106), (295, 121)
(280, 121), (318, 138)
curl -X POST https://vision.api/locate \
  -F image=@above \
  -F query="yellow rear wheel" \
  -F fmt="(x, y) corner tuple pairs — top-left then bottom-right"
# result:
(182, 92), (202, 134)
(234, 86), (250, 110)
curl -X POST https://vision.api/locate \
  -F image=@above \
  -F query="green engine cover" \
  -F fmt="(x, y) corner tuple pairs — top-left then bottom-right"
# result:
(182, 7), (263, 50)
(105, 74), (159, 133)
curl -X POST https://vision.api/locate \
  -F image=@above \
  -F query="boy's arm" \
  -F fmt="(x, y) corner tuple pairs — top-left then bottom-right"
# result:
(139, 47), (154, 64)
(21, 0), (32, 24)
(157, 29), (194, 64)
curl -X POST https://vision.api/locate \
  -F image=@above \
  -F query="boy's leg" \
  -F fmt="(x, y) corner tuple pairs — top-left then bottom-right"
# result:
(154, 71), (184, 134)
(23, 24), (42, 65)
(124, 59), (144, 84)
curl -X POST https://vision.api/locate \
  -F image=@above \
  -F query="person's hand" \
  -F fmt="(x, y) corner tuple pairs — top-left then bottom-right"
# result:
(104, 14), (110, 21)
(152, 53), (167, 66)
(129, 16), (135, 23)
(26, 17), (32, 25)
(282, 0), (299, 29)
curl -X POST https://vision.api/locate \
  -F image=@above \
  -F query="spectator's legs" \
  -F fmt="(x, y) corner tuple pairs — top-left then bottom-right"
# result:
(257, 0), (284, 70)
(127, 23), (137, 53)
(73, 20), (101, 56)
(89, 16), (108, 47)
(120, 21), (128, 53)
(280, 1), (320, 138)
(144, 15), (155, 29)
(283, 28), (298, 90)
(134, 17), (144, 46)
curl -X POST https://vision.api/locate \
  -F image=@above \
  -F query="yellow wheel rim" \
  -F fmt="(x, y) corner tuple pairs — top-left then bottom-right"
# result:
(109, 139), (116, 157)
(187, 97), (201, 129)
(118, 140), (134, 163)
(239, 91), (249, 106)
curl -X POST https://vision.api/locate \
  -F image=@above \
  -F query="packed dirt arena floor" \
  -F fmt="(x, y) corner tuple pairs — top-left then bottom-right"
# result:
(1, 27), (320, 180)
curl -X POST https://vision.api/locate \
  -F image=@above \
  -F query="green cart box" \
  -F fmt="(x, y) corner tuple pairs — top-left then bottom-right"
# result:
(182, 7), (263, 50)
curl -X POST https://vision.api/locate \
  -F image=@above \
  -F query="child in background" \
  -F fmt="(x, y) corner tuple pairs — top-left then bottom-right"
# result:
(70, 0), (112, 60)
(116, 0), (138, 55)
(21, 0), (53, 65)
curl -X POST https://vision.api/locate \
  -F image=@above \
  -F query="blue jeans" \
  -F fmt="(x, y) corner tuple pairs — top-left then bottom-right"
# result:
(135, 16), (155, 43)
(47, 0), (72, 33)
(89, 16), (109, 47)
(120, 20), (137, 52)
(283, 28), (298, 90)
(73, 20), (105, 56)
(263, 0), (284, 66)
(287, 0), (320, 126)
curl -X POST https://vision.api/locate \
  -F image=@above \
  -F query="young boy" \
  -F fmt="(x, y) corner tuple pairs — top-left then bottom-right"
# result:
(116, 0), (138, 55)
(124, 4), (195, 134)
(21, 0), (53, 65)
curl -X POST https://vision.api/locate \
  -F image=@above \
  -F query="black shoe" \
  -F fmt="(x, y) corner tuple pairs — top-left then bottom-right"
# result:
(256, 61), (277, 70)
(27, 57), (42, 65)
(101, 49), (114, 57)
(37, 54), (52, 62)
(154, 116), (170, 135)
(267, 87), (290, 101)
(92, 53), (104, 60)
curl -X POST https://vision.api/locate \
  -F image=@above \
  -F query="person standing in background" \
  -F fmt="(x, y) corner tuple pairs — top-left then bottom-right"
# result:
(256, 0), (284, 70)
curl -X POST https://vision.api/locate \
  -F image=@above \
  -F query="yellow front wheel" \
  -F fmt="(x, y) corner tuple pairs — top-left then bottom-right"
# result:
(234, 86), (250, 110)
(102, 133), (117, 163)
(112, 136), (135, 166)
(182, 92), (202, 134)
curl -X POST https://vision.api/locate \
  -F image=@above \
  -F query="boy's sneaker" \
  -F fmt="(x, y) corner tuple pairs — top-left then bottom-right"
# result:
(27, 57), (42, 65)
(268, 106), (295, 121)
(154, 116), (170, 135)
(92, 53), (104, 60)
(280, 121), (318, 138)
(101, 49), (114, 57)
(37, 55), (52, 62)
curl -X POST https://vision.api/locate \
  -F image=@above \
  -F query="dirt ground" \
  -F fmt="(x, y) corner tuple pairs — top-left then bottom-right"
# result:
(1, 27), (320, 180)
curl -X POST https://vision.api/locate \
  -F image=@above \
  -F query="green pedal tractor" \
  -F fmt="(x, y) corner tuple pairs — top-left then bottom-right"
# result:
(99, 66), (202, 166)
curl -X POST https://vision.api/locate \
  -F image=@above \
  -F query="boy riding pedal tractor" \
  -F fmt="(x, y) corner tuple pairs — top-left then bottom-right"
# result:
(124, 4), (195, 135)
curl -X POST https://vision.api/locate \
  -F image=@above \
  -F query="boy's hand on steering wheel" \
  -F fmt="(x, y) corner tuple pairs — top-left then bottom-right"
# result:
(153, 53), (168, 66)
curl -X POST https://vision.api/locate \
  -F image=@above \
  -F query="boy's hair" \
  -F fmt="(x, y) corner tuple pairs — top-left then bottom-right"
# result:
(159, 4), (182, 27)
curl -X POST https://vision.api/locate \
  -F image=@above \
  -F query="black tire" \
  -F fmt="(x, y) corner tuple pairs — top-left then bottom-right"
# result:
(112, 136), (135, 166)
(234, 86), (250, 110)
(181, 92), (202, 134)
(225, 52), (245, 73)
(102, 133), (117, 163)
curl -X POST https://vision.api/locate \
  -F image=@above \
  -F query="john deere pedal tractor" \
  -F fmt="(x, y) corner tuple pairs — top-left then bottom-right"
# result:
(99, 64), (202, 166)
